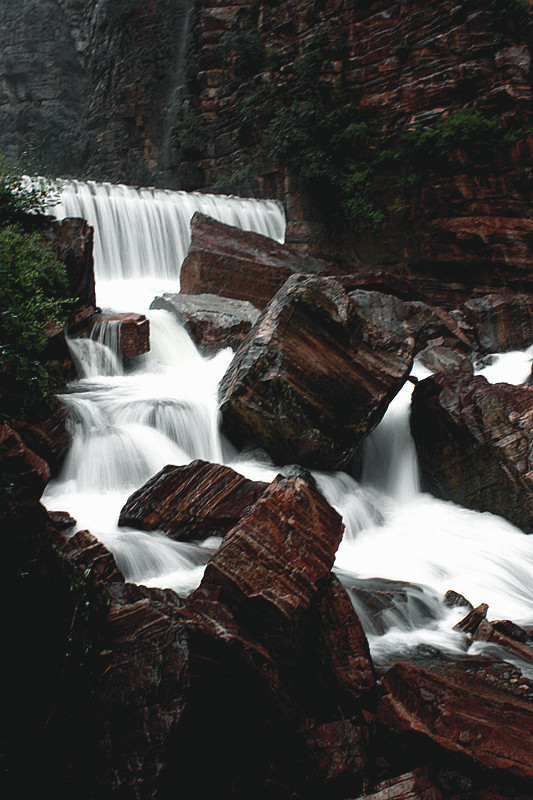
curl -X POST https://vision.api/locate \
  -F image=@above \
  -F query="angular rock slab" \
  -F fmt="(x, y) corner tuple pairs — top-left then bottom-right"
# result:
(90, 312), (150, 360)
(196, 473), (345, 624)
(463, 293), (533, 354)
(180, 212), (330, 309)
(219, 275), (415, 471)
(150, 292), (260, 354)
(378, 662), (533, 783)
(411, 373), (533, 532)
(119, 460), (268, 542)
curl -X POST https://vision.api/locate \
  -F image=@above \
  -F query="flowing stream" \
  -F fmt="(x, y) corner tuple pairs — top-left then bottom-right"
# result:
(44, 181), (533, 672)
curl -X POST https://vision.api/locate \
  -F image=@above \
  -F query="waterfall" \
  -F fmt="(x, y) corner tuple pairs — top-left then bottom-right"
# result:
(43, 181), (533, 675)
(51, 179), (286, 282)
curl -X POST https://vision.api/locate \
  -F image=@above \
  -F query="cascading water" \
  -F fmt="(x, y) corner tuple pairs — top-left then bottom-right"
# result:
(44, 182), (533, 676)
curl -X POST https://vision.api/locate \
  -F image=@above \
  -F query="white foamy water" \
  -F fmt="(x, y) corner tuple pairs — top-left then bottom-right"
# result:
(43, 183), (533, 670)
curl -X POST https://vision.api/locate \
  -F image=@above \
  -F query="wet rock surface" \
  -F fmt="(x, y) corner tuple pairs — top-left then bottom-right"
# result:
(89, 311), (150, 360)
(150, 291), (260, 354)
(463, 293), (533, 354)
(41, 217), (96, 310)
(119, 460), (268, 542)
(180, 212), (331, 309)
(219, 275), (414, 471)
(411, 373), (533, 532)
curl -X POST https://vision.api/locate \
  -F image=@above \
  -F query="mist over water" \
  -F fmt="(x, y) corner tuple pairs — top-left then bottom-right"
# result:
(44, 183), (533, 671)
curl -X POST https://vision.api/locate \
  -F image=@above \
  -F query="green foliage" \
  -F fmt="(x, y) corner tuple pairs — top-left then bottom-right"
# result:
(0, 224), (73, 418)
(393, 40), (411, 63)
(0, 152), (59, 226)
(404, 108), (502, 159)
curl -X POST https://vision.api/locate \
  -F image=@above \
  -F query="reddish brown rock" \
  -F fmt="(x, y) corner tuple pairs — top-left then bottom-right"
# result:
(150, 292), (260, 354)
(463, 293), (533, 354)
(417, 344), (474, 377)
(13, 400), (72, 475)
(119, 460), (268, 542)
(443, 590), (473, 610)
(453, 602), (488, 634)
(41, 217), (96, 309)
(180, 212), (332, 309)
(354, 768), (444, 800)
(60, 529), (124, 584)
(194, 473), (344, 624)
(219, 275), (415, 471)
(411, 374), (533, 532)
(377, 661), (533, 782)
(0, 423), (50, 510)
(90, 312), (150, 360)
(47, 510), (76, 530)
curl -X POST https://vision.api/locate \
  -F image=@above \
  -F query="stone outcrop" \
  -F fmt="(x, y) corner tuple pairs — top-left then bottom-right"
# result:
(119, 460), (268, 541)
(12, 400), (72, 475)
(377, 661), (533, 783)
(463, 293), (533, 354)
(179, 212), (331, 309)
(42, 217), (96, 310)
(150, 292), (260, 354)
(219, 274), (414, 470)
(410, 373), (533, 532)
(0, 423), (50, 511)
(89, 312), (150, 360)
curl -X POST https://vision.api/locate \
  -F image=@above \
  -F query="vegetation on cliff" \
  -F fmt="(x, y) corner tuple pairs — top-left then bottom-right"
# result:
(0, 157), (73, 419)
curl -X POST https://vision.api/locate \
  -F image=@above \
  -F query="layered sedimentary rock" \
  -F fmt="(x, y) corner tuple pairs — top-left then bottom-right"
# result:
(150, 292), (260, 354)
(119, 460), (268, 541)
(42, 217), (96, 310)
(411, 373), (533, 532)
(89, 312), (150, 360)
(377, 661), (533, 783)
(0, 423), (50, 510)
(12, 401), (72, 475)
(219, 274), (414, 470)
(180, 212), (330, 309)
(463, 293), (533, 354)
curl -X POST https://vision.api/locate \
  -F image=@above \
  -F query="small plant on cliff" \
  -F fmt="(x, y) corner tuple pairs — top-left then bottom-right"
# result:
(0, 152), (59, 226)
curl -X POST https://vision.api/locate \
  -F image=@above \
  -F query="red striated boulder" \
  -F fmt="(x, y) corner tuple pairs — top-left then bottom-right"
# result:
(463, 293), (533, 354)
(353, 768), (444, 800)
(377, 661), (533, 783)
(41, 217), (96, 309)
(219, 275), (415, 471)
(0, 423), (50, 510)
(180, 212), (331, 309)
(150, 292), (260, 354)
(60, 529), (125, 584)
(13, 400), (72, 475)
(411, 374), (533, 532)
(194, 472), (345, 624)
(89, 312), (150, 360)
(416, 343), (474, 377)
(119, 460), (268, 542)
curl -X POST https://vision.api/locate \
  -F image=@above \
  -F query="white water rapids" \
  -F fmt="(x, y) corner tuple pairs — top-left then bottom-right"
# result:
(44, 181), (533, 670)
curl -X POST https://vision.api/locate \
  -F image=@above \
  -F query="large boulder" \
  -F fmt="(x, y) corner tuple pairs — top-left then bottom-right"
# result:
(463, 293), (533, 354)
(12, 400), (72, 475)
(119, 460), (268, 542)
(219, 275), (415, 471)
(89, 312), (150, 360)
(377, 661), (533, 784)
(180, 212), (331, 309)
(150, 292), (260, 354)
(410, 374), (533, 532)
(0, 423), (50, 511)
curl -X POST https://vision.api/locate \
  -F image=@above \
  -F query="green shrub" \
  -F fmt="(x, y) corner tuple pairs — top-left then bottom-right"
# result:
(0, 225), (73, 419)
(0, 152), (59, 226)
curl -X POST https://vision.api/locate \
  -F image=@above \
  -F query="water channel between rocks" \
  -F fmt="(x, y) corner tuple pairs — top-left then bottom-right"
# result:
(43, 180), (533, 673)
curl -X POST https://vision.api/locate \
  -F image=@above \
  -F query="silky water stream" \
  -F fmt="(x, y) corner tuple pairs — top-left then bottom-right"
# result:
(43, 181), (533, 674)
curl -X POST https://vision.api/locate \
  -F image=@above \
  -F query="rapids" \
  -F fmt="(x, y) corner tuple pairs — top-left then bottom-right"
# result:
(43, 181), (533, 673)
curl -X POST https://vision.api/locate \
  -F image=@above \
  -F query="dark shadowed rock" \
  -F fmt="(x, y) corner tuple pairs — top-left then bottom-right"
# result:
(41, 217), (96, 309)
(417, 344), (474, 376)
(219, 275), (414, 471)
(150, 292), (260, 354)
(353, 768), (444, 800)
(0, 423), (50, 510)
(119, 460), (268, 541)
(463, 293), (533, 354)
(195, 472), (345, 624)
(61, 529), (125, 584)
(411, 374), (533, 532)
(444, 590), (473, 610)
(12, 400), (72, 475)
(377, 661), (533, 782)
(180, 212), (331, 309)
(47, 510), (77, 530)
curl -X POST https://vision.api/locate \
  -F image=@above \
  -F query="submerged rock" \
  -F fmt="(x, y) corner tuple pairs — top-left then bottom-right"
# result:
(219, 275), (414, 471)
(150, 292), (260, 354)
(411, 373), (533, 532)
(180, 212), (330, 309)
(119, 460), (268, 542)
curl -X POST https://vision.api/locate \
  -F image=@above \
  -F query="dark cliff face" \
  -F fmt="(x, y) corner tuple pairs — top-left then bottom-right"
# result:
(174, 0), (533, 290)
(1, 0), (532, 290)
